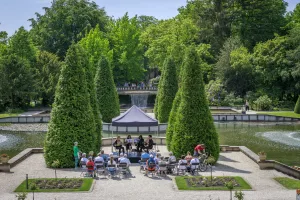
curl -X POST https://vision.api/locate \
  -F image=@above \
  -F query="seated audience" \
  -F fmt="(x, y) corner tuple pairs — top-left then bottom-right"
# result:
(107, 154), (117, 176)
(80, 153), (88, 164)
(168, 152), (176, 163)
(145, 154), (156, 176)
(185, 151), (193, 163)
(118, 153), (124, 163)
(178, 155), (188, 170)
(86, 157), (95, 177)
(94, 153), (104, 163)
(141, 150), (150, 161)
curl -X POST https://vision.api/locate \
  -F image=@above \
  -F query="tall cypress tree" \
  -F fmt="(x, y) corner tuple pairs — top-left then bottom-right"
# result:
(157, 56), (178, 123)
(171, 46), (219, 160)
(154, 71), (164, 119)
(166, 89), (181, 151)
(295, 96), (300, 114)
(95, 57), (120, 123)
(44, 44), (97, 168)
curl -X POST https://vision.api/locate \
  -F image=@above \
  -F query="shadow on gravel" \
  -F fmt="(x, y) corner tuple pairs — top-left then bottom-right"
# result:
(218, 155), (239, 163)
(215, 163), (251, 174)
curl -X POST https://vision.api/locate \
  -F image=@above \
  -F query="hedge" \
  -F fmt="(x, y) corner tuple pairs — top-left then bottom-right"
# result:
(294, 96), (300, 114)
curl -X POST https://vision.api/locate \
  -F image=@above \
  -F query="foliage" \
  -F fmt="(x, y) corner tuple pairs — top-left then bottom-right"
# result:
(157, 57), (178, 122)
(34, 51), (62, 106)
(51, 160), (60, 179)
(95, 57), (120, 123)
(295, 96), (300, 114)
(223, 93), (244, 107)
(171, 46), (219, 160)
(29, 0), (108, 59)
(15, 192), (28, 200)
(254, 95), (272, 111)
(234, 191), (245, 200)
(274, 177), (300, 189)
(14, 178), (93, 192)
(205, 79), (226, 106)
(166, 89), (181, 150)
(44, 44), (97, 168)
(110, 13), (145, 83)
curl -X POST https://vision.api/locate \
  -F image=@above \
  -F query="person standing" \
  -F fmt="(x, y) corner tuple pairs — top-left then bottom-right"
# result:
(73, 142), (80, 169)
(245, 100), (249, 111)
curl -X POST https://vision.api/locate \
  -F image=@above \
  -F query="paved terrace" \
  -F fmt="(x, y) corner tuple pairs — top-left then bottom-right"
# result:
(0, 146), (296, 200)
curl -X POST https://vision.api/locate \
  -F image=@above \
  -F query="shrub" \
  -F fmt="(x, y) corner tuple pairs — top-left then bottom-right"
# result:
(44, 44), (97, 168)
(95, 56), (120, 123)
(294, 96), (300, 114)
(154, 74), (164, 119)
(171, 46), (220, 160)
(166, 89), (181, 151)
(157, 56), (178, 123)
(222, 92), (243, 106)
(254, 95), (272, 111)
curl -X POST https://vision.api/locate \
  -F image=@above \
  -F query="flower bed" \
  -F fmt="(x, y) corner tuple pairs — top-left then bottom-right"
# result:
(15, 178), (93, 192)
(175, 176), (251, 190)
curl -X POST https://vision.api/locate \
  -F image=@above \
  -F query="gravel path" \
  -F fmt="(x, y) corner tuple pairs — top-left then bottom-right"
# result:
(0, 123), (48, 132)
(0, 145), (295, 200)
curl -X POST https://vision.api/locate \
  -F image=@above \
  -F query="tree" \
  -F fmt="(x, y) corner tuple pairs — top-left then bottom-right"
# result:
(34, 51), (62, 106)
(110, 13), (145, 83)
(29, 0), (108, 59)
(157, 56), (178, 123)
(44, 44), (97, 168)
(295, 96), (300, 114)
(95, 57), (120, 123)
(171, 46), (219, 160)
(166, 89), (181, 151)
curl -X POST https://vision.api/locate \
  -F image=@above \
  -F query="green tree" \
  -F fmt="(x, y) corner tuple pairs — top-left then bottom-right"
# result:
(166, 89), (181, 151)
(34, 51), (62, 106)
(44, 44), (97, 167)
(157, 56), (178, 123)
(171, 46), (219, 159)
(29, 0), (108, 59)
(110, 13), (145, 83)
(95, 57), (120, 123)
(295, 96), (300, 114)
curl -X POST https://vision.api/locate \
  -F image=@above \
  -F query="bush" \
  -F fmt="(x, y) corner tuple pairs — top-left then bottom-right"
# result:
(295, 96), (300, 114)
(171, 46), (220, 160)
(254, 95), (272, 111)
(157, 56), (178, 123)
(95, 57), (120, 123)
(154, 74), (164, 119)
(166, 89), (181, 151)
(44, 44), (97, 168)
(222, 93), (243, 107)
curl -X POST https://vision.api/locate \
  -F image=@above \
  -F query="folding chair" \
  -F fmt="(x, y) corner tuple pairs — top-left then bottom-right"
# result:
(190, 162), (200, 175)
(158, 162), (167, 176)
(167, 161), (177, 174)
(147, 163), (157, 177)
(139, 158), (148, 172)
(118, 163), (128, 178)
(95, 161), (106, 178)
(177, 162), (187, 175)
(107, 164), (118, 178)
(80, 161), (87, 177)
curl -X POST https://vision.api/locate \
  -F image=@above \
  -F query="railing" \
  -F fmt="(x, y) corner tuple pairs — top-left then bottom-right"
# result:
(117, 87), (157, 91)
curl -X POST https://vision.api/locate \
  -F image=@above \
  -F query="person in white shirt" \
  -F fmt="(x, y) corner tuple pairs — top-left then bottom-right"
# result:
(119, 154), (131, 167)
(107, 154), (117, 176)
(178, 155), (188, 170)
(168, 152), (176, 163)
(118, 153), (124, 163)
(80, 153), (88, 164)
(94, 153), (104, 162)
(190, 155), (200, 172)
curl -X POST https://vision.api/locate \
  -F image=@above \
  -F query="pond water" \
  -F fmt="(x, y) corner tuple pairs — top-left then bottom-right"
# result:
(0, 122), (299, 166)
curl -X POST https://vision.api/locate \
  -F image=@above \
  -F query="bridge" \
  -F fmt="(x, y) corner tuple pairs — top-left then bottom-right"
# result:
(117, 87), (157, 95)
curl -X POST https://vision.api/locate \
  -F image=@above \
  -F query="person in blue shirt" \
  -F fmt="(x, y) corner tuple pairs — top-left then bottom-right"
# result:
(145, 155), (156, 176)
(100, 150), (108, 167)
(141, 150), (150, 160)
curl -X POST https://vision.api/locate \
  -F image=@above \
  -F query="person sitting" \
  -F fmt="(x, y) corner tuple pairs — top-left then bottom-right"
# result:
(80, 153), (88, 164)
(177, 155), (188, 172)
(158, 156), (167, 175)
(144, 135), (154, 153)
(119, 154), (131, 173)
(141, 150), (150, 161)
(185, 151), (193, 164)
(107, 154), (117, 176)
(190, 155), (200, 175)
(118, 153), (124, 163)
(113, 136), (125, 155)
(168, 152), (176, 163)
(154, 153), (161, 164)
(125, 135), (133, 153)
(94, 153), (104, 162)
(136, 135), (144, 152)
(194, 144), (205, 156)
(86, 157), (95, 177)
(145, 154), (156, 176)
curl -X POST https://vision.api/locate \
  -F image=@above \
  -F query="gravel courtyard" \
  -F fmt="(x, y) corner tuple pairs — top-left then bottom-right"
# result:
(0, 146), (296, 200)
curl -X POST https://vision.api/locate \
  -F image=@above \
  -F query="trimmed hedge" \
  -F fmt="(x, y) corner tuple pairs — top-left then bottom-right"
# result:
(154, 73), (163, 120)
(157, 56), (178, 123)
(44, 44), (97, 168)
(171, 46), (220, 160)
(294, 96), (300, 114)
(95, 57), (120, 123)
(166, 89), (181, 151)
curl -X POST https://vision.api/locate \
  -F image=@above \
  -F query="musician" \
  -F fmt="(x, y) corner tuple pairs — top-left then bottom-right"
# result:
(144, 135), (154, 153)
(113, 136), (125, 155)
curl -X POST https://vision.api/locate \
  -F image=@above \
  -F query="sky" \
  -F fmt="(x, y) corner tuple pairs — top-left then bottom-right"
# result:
(0, 0), (299, 36)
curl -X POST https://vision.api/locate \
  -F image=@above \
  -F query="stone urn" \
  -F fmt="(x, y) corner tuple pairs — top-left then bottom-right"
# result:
(221, 146), (227, 152)
(258, 152), (266, 162)
(1, 154), (9, 164)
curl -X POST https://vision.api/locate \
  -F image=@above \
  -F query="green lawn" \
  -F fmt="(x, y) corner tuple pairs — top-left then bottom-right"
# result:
(258, 111), (300, 119)
(274, 177), (300, 189)
(0, 113), (21, 118)
(175, 176), (252, 191)
(14, 178), (93, 193)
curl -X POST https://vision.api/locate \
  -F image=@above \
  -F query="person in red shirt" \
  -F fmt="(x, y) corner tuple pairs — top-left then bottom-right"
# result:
(194, 144), (205, 156)
(86, 157), (95, 177)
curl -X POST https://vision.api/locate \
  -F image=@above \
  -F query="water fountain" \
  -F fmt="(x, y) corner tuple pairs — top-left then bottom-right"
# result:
(0, 135), (7, 144)
(259, 131), (300, 147)
(130, 94), (149, 108)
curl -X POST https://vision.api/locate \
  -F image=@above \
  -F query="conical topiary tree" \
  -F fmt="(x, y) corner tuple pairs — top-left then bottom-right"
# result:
(171, 46), (220, 160)
(295, 96), (300, 114)
(166, 89), (181, 151)
(95, 57), (120, 123)
(157, 56), (178, 123)
(154, 73), (164, 119)
(44, 44), (97, 168)
(85, 61), (102, 151)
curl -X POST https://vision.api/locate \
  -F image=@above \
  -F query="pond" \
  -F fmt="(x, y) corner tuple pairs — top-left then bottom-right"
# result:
(0, 122), (300, 166)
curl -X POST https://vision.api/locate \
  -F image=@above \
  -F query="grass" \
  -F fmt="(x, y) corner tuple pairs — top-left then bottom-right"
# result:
(175, 176), (252, 191)
(258, 111), (300, 119)
(0, 123), (11, 126)
(0, 113), (20, 118)
(274, 177), (300, 189)
(14, 178), (93, 193)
